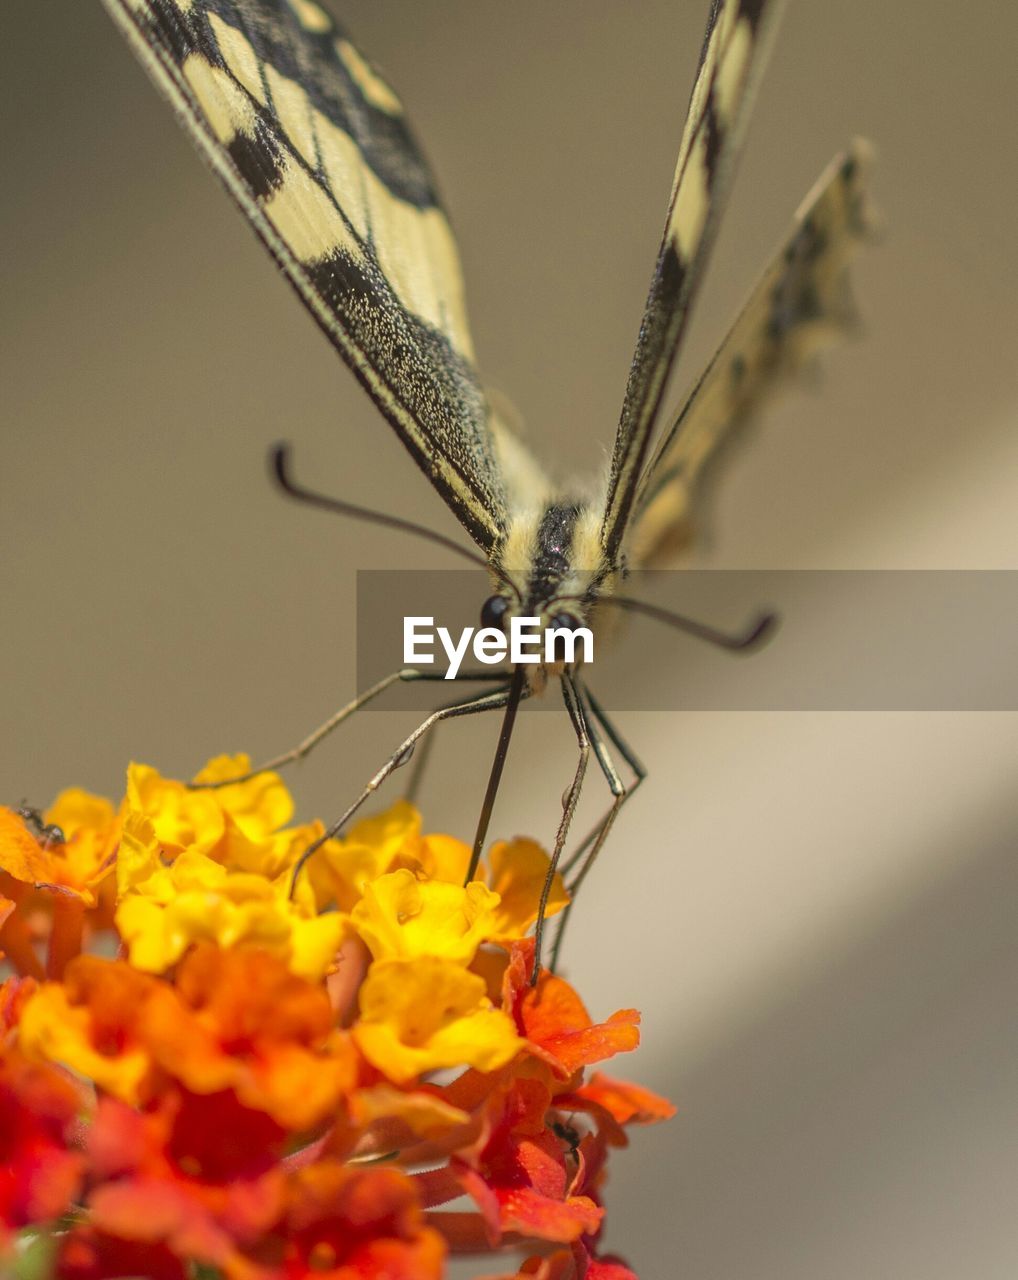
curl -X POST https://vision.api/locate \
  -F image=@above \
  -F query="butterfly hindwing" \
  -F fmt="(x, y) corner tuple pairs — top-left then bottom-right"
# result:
(601, 0), (783, 562)
(101, 0), (509, 551)
(628, 142), (875, 567)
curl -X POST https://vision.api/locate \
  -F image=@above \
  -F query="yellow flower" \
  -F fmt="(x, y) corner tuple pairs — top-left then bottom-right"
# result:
(125, 756), (299, 878)
(191, 754), (296, 875)
(126, 761), (227, 858)
(486, 837), (569, 939)
(309, 800), (423, 911)
(349, 1084), (470, 1143)
(115, 812), (344, 981)
(416, 833), (472, 884)
(350, 868), (500, 965)
(353, 956), (523, 1084)
(304, 802), (569, 943)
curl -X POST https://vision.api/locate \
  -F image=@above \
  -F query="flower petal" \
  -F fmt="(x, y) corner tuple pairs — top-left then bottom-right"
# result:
(354, 957), (523, 1084)
(504, 943), (640, 1075)
(487, 838), (569, 939)
(352, 869), (501, 965)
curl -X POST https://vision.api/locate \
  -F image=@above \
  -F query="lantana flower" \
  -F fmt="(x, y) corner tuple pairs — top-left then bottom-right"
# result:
(0, 757), (672, 1278)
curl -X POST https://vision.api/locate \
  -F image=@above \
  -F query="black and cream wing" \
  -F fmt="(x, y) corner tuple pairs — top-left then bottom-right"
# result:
(601, 0), (783, 563)
(100, 0), (509, 551)
(628, 142), (875, 567)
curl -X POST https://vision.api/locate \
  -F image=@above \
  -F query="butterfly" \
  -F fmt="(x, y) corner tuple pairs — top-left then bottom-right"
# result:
(100, 0), (873, 967)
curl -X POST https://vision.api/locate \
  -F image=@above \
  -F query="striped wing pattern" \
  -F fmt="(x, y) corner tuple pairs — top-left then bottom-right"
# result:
(101, 0), (509, 551)
(628, 143), (875, 567)
(601, 0), (782, 564)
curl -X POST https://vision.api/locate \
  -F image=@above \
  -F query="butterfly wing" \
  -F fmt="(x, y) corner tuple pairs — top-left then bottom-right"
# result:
(627, 143), (875, 567)
(600, 0), (783, 564)
(101, 0), (510, 552)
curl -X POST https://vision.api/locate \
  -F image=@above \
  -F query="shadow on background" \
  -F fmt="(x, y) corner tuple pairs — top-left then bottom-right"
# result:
(611, 794), (1018, 1279)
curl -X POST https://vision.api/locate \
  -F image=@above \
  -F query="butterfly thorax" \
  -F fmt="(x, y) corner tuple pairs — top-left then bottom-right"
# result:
(484, 498), (616, 692)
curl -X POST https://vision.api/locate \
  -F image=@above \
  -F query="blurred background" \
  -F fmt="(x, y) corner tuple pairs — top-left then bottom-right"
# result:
(3, 1), (1018, 1275)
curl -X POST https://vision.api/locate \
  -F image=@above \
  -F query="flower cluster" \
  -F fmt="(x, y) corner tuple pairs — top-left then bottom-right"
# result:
(1, 756), (673, 1279)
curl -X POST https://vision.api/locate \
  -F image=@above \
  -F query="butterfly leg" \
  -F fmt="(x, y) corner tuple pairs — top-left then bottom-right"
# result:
(549, 685), (646, 973)
(531, 672), (590, 981)
(400, 669), (514, 805)
(189, 667), (507, 790)
(289, 680), (519, 894)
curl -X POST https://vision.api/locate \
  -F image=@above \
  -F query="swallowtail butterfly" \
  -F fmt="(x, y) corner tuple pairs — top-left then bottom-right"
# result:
(100, 0), (873, 966)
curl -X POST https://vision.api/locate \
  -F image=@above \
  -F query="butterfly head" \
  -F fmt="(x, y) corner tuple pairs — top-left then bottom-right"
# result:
(484, 499), (618, 690)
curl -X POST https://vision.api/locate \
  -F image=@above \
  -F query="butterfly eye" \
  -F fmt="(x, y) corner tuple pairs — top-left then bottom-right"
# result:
(547, 612), (580, 662)
(480, 594), (511, 631)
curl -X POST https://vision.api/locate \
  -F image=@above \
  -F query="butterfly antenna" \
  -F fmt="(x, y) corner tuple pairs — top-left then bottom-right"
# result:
(608, 595), (777, 652)
(271, 442), (496, 575)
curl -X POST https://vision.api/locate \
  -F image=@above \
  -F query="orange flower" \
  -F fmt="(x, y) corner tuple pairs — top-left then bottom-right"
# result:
(0, 800), (118, 981)
(0, 797), (117, 904)
(21, 947), (358, 1132)
(0, 975), (37, 1034)
(18, 959), (159, 1104)
(142, 945), (359, 1132)
(503, 941), (641, 1077)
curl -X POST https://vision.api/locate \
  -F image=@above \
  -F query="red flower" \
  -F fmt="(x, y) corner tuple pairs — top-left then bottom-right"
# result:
(263, 1161), (446, 1279)
(0, 1046), (86, 1248)
(451, 1070), (602, 1246)
(561, 1072), (677, 1148)
(56, 1228), (187, 1280)
(83, 1092), (286, 1278)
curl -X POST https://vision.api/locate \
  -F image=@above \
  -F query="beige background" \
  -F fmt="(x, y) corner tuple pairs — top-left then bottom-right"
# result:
(3, 2), (1018, 1275)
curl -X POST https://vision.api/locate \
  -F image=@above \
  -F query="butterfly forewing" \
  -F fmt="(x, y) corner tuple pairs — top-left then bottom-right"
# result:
(628, 143), (875, 567)
(601, 0), (783, 564)
(101, 0), (509, 551)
